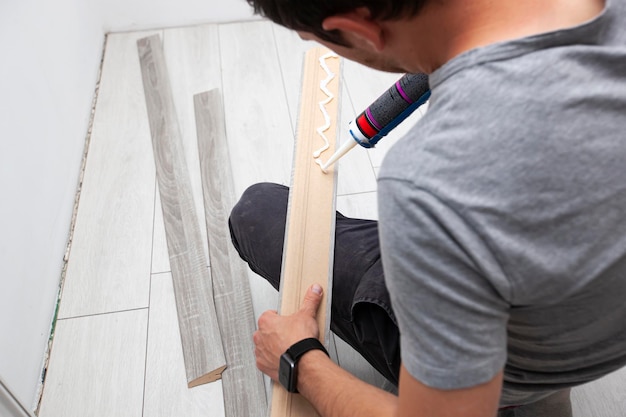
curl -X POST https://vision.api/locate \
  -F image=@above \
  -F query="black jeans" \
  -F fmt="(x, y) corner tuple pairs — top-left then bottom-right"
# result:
(229, 182), (401, 385)
(229, 182), (574, 416)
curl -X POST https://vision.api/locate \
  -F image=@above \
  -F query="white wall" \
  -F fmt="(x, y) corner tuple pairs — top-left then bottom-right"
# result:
(0, 0), (255, 410)
(102, 0), (255, 32)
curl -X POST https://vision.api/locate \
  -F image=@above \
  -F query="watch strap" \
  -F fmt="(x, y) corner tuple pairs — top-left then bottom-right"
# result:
(287, 338), (329, 362)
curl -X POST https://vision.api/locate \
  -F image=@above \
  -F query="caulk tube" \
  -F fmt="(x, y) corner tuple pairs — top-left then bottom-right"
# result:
(349, 73), (431, 148)
(320, 73), (430, 172)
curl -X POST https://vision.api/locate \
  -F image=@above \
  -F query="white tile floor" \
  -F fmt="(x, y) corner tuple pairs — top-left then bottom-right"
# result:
(37, 20), (626, 417)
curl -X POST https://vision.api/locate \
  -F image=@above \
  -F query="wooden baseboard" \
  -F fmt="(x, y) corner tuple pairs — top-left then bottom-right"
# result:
(269, 47), (341, 417)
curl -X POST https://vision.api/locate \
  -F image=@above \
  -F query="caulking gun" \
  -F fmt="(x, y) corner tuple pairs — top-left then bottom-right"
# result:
(321, 73), (431, 172)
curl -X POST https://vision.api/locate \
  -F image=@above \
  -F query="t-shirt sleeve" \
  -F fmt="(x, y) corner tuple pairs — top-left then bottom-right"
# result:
(378, 178), (511, 389)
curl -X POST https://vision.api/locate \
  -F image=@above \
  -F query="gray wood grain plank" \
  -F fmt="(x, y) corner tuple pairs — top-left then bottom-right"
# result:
(152, 181), (171, 274)
(144, 272), (226, 417)
(38, 310), (148, 417)
(138, 34), (226, 387)
(195, 90), (267, 416)
(151, 24), (224, 274)
(58, 31), (158, 319)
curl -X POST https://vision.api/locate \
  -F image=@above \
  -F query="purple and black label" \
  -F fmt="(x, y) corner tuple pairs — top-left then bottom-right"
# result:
(352, 73), (430, 147)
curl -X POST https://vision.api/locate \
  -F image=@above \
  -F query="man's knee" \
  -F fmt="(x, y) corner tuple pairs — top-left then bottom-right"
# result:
(229, 182), (290, 253)
(229, 182), (289, 287)
(230, 182), (288, 233)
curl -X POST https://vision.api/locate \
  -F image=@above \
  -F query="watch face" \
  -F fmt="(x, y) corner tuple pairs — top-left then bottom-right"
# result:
(279, 353), (297, 392)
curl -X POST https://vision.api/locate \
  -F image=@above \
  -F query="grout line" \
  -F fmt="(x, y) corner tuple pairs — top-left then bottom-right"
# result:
(106, 17), (265, 36)
(217, 23), (225, 111)
(151, 270), (173, 277)
(336, 190), (377, 198)
(56, 306), (149, 322)
(271, 24), (297, 137)
(141, 248), (154, 417)
(149, 179), (159, 275)
(142, 28), (162, 411)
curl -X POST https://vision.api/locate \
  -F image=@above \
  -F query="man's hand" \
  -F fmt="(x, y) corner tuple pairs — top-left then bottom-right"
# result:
(253, 283), (324, 381)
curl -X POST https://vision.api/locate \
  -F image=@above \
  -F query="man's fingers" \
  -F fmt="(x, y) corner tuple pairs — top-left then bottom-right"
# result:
(300, 283), (323, 317)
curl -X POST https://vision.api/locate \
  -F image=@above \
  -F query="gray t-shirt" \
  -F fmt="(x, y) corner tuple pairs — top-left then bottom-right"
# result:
(378, 0), (626, 396)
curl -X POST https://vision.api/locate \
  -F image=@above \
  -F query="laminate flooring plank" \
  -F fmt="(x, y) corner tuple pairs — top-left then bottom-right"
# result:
(58, 31), (158, 318)
(336, 192), (379, 221)
(332, 335), (391, 392)
(218, 24), (295, 401)
(572, 366), (626, 417)
(269, 47), (340, 417)
(144, 272), (225, 417)
(152, 181), (171, 274)
(150, 24), (223, 274)
(138, 34), (226, 387)
(218, 24), (300, 381)
(195, 90), (267, 417)
(219, 21), (295, 196)
(244, 268), (279, 402)
(272, 24), (377, 196)
(38, 310), (148, 417)
(269, 24), (317, 131)
(342, 60), (427, 169)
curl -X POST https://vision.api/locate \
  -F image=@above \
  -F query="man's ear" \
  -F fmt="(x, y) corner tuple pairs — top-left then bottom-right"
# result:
(321, 7), (385, 51)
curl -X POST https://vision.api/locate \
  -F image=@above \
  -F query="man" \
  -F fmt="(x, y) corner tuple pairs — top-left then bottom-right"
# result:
(229, 0), (626, 415)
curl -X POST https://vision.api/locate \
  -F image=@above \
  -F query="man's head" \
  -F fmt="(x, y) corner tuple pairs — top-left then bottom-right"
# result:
(246, 0), (427, 47)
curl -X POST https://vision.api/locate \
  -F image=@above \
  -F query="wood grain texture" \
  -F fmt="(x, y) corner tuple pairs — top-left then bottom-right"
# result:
(336, 192), (378, 221)
(144, 272), (226, 417)
(269, 47), (340, 417)
(138, 34), (226, 387)
(58, 31), (158, 319)
(572, 366), (626, 417)
(219, 21), (295, 196)
(271, 25), (389, 392)
(194, 90), (267, 416)
(151, 24), (223, 274)
(38, 310), (148, 417)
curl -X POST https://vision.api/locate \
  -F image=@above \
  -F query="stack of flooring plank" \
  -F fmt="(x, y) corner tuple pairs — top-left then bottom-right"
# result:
(138, 35), (265, 415)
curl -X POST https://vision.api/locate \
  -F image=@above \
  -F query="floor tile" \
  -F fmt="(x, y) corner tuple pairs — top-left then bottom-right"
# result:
(38, 310), (148, 417)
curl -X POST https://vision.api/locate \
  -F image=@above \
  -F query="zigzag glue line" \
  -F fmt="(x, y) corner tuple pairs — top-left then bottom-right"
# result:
(313, 52), (339, 172)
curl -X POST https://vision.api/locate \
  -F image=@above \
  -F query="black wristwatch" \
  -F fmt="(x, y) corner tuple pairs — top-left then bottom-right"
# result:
(279, 338), (329, 393)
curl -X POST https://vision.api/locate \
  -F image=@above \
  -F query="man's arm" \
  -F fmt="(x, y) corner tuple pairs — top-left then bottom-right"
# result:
(254, 284), (503, 417)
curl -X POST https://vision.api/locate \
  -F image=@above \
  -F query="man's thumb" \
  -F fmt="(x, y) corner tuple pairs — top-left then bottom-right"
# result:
(300, 284), (323, 317)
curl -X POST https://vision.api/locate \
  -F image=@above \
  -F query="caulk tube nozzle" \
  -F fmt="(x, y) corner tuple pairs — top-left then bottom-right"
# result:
(321, 138), (358, 171)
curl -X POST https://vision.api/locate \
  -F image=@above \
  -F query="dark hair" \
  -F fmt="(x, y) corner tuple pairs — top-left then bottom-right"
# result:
(247, 0), (427, 46)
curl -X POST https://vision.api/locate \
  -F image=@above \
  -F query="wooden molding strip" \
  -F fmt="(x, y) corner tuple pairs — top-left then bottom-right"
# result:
(137, 35), (226, 388)
(194, 90), (267, 416)
(269, 47), (341, 417)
